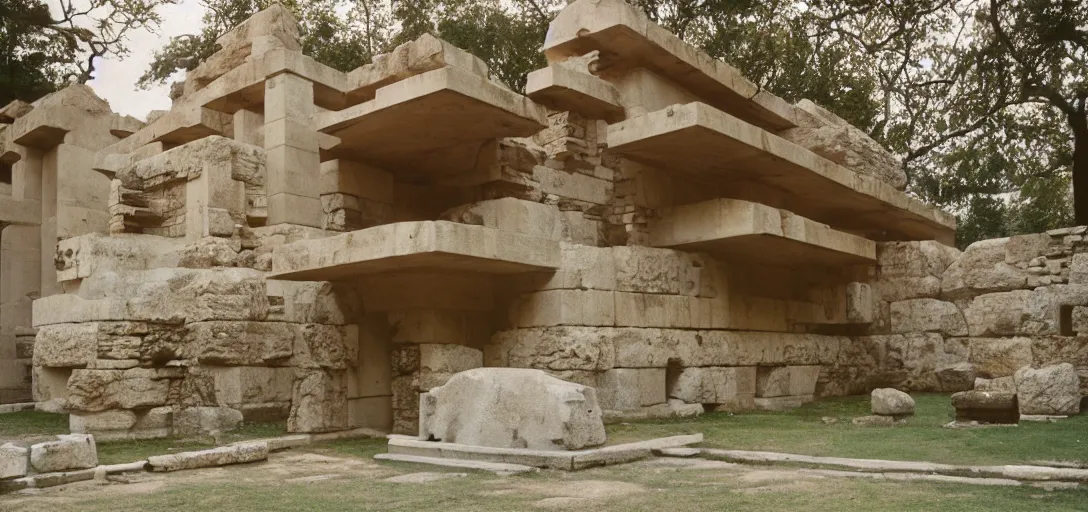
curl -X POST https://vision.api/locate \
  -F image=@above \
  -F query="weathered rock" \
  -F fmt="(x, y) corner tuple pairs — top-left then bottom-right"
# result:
(871, 388), (915, 416)
(69, 410), (138, 434)
(419, 368), (606, 451)
(288, 370), (347, 433)
(667, 367), (756, 409)
(29, 434), (98, 473)
(935, 363), (976, 392)
(974, 376), (1016, 392)
(941, 238), (1028, 300)
(1, 444), (29, 480)
(889, 299), (967, 336)
(963, 290), (1053, 337)
(968, 338), (1033, 378)
(951, 390), (1019, 424)
(1014, 363), (1081, 415)
(147, 442), (269, 472)
(33, 323), (98, 368)
(66, 368), (172, 412)
(173, 407), (244, 436)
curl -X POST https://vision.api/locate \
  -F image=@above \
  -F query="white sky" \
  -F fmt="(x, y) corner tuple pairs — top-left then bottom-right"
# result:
(50, 0), (208, 120)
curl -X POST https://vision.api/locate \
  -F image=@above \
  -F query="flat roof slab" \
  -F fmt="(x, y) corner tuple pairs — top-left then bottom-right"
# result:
(610, 103), (956, 243)
(269, 221), (560, 281)
(317, 67), (547, 182)
(526, 66), (625, 123)
(649, 198), (876, 267)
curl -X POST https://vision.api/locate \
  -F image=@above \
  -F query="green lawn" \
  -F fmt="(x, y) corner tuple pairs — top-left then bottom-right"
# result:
(607, 393), (1088, 466)
(0, 411), (68, 438)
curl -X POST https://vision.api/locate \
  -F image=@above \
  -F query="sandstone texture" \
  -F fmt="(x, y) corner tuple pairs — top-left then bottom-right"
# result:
(1014, 363), (1081, 415)
(419, 368), (606, 451)
(29, 434), (99, 473)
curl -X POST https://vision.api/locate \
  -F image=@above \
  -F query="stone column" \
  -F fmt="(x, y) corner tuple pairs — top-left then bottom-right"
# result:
(0, 225), (40, 403)
(263, 73), (322, 227)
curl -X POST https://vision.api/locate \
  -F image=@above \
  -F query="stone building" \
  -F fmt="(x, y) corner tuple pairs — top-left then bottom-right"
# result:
(0, 0), (1083, 439)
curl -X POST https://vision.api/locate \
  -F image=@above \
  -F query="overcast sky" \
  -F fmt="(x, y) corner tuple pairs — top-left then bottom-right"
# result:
(75, 0), (207, 120)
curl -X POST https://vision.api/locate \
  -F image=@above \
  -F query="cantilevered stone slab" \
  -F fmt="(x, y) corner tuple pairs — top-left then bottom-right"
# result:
(526, 66), (625, 123)
(610, 102), (956, 243)
(317, 67), (546, 181)
(269, 221), (560, 281)
(649, 198), (876, 266)
(0, 196), (41, 226)
(543, 0), (799, 131)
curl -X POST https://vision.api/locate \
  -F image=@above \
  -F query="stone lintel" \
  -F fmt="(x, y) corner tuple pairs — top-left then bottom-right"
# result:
(648, 198), (876, 266)
(609, 102), (956, 243)
(525, 65), (625, 123)
(269, 221), (560, 281)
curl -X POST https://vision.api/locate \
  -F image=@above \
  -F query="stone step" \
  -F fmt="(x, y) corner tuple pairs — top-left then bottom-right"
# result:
(373, 453), (537, 475)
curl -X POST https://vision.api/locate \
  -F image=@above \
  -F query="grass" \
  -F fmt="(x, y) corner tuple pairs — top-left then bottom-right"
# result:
(606, 393), (1088, 466)
(97, 421), (289, 465)
(0, 411), (68, 438)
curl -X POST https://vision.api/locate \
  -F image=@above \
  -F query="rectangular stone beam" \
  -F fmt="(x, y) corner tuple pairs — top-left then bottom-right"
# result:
(649, 198), (876, 267)
(526, 66), (625, 123)
(0, 197), (40, 226)
(609, 102), (956, 243)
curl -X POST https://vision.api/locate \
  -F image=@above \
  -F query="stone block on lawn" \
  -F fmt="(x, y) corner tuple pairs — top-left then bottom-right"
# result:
(951, 390), (1019, 424)
(871, 388), (914, 416)
(1014, 363), (1081, 415)
(173, 407), (245, 436)
(419, 368), (606, 451)
(29, 434), (98, 473)
(1, 443), (29, 480)
(147, 442), (269, 472)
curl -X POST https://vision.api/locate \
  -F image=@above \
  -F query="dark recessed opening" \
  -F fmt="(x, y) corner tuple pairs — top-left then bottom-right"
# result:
(665, 358), (683, 400)
(1060, 305), (1075, 336)
(0, 163), (11, 185)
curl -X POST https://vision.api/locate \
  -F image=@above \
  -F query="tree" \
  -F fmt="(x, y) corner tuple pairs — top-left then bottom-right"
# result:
(1, 0), (174, 104)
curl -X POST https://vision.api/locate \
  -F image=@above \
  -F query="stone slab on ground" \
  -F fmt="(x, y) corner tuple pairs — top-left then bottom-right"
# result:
(373, 453), (537, 475)
(951, 390), (1019, 424)
(29, 434), (98, 473)
(147, 441), (269, 472)
(1, 443), (29, 480)
(386, 434), (702, 471)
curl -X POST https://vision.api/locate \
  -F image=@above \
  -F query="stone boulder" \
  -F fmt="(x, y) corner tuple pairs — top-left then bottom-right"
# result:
(975, 376), (1016, 392)
(1, 443), (29, 480)
(29, 434), (98, 473)
(936, 363), (976, 392)
(951, 390), (1019, 424)
(1014, 363), (1081, 415)
(871, 388), (915, 416)
(173, 407), (244, 436)
(419, 368), (606, 451)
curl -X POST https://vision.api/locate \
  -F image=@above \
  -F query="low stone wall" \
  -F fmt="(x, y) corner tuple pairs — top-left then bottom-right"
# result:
(868, 229), (1088, 396)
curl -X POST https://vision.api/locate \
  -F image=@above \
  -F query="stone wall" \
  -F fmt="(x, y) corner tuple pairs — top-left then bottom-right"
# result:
(866, 230), (1088, 396)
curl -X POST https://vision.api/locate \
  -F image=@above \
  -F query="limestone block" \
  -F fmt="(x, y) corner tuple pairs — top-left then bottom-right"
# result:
(440, 198), (561, 240)
(292, 324), (358, 370)
(667, 366), (756, 408)
(29, 434), (98, 473)
(320, 160), (393, 203)
(418, 344), (483, 390)
(975, 376), (1016, 392)
(147, 442), (269, 472)
(208, 366), (294, 406)
(419, 368), (606, 451)
(1073, 306), (1088, 334)
(1014, 363), (1081, 415)
(968, 338), (1033, 378)
(871, 388), (914, 416)
(785, 99), (906, 190)
(1004, 233), (1051, 264)
(941, 238), (1028, 300)
(66, 368), (172, 412)
(33, 323), (98, 368)
(846, 282), (873, 323)
(597, 368), (666, 410)
(951, 390), (1019, 424)
(889, 299), (967, 336)
(529, 243), (616, 291)
(69, 410), (138, 434)
(963, 290), (1053, 337)
(756, 365), (822, 397)
(175, 237), (240, 268)
(185, 321), (295, 366)
(266, 280), (361, 326)
(173, 407), (244, 436)
(1070, 253), (1088, 284)
(612, 246), (700, 295)
(288, 370), (348, 433)
(935, 363), (976, 392)
(1, 443), (29, 480)
(514, 289), (615, 327)
(614, 292), (698, 328)
(493, 326), (615, 371)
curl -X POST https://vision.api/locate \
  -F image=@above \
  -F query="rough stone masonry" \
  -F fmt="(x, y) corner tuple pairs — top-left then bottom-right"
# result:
(0, 0), (1082, 440)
